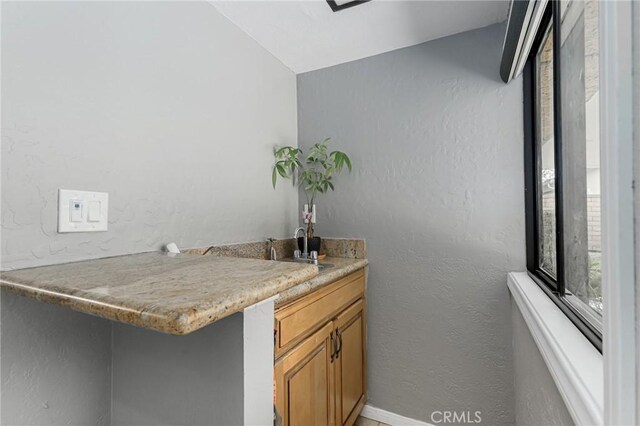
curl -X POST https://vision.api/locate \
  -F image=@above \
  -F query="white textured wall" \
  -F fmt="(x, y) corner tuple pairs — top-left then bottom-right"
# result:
(297, 23), (525, 424)
(1, 2), (297, 424)
(1, 1), (298, 271)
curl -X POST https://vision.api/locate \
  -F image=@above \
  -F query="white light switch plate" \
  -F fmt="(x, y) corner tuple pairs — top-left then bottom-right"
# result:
(58, 189), (108, 233)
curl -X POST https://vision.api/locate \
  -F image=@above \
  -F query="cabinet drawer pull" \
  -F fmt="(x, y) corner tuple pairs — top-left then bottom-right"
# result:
(336, 329), (343, 358)
(330, 331), (336, 362)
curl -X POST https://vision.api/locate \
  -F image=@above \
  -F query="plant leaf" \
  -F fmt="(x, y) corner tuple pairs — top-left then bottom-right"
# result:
(343, 153), (352, 172)
(277, 163), (287, 178)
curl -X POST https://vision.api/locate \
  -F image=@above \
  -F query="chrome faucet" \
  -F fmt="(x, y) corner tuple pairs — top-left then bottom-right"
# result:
(294, 227), (307, 258)
(293, 227), (318, 265)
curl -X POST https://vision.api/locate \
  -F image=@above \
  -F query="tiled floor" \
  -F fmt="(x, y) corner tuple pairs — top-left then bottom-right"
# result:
(356, 416), (390, 426)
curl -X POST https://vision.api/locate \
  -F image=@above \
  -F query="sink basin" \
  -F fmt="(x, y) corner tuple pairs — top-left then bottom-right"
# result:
(279, 258), (334, 272)
(317, 263), (334, 272)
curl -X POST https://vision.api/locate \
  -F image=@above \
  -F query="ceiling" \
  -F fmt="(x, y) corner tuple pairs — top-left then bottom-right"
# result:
(209, 0), (510, 74)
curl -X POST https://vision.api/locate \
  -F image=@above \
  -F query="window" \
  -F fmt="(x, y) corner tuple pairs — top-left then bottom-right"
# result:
(536, 27), (556, 278)
(525, 0), (602, 350)
(559, 0), (602, 324)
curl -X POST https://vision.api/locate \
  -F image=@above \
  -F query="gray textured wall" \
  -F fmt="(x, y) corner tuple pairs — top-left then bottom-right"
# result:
(634, 3), (640, 424)
(1, 2), (297, 424)
(1, 292), (112, 425)
(297, 23), (525, 424)
(512, 301), (574, 425)
(111, 315), (243, 426)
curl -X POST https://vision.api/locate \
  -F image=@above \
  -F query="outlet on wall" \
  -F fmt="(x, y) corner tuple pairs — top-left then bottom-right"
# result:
(58, 189), (109, 233)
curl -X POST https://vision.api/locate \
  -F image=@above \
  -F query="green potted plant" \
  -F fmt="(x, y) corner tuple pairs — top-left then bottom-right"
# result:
(272, 138), (352, 253)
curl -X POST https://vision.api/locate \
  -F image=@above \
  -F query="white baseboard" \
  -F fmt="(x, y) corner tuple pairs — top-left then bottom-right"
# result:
(361, 404), (434, 426)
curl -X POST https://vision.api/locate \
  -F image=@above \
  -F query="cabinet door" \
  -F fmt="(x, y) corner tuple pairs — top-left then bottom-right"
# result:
(334, 299), (367, 426)
(275, 269), (365, 358)
(275, 321), (335, 426)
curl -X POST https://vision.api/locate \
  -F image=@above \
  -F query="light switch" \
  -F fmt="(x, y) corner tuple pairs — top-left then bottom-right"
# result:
(70, 200), (83, 222)
(58, 189), (108, 233)
(88, 201), (101, 222)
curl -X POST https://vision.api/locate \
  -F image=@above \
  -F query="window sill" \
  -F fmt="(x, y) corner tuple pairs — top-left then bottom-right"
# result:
(508, 272), (603, 426)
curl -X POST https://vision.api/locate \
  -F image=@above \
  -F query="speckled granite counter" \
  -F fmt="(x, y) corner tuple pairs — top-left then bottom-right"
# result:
(0, 253), (318, 335)
(275, 257), (368, 307)
(185, 238), (368, 308)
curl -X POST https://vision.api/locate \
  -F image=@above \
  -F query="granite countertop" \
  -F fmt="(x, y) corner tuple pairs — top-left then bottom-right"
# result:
(0, 253), (318, 335)
(275, 256), (369, 307)
(185, 238), (369, 307)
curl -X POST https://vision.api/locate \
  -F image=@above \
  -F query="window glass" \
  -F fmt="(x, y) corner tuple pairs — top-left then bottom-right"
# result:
(536, 29), (557, 278)
(559, 0), (602, 321)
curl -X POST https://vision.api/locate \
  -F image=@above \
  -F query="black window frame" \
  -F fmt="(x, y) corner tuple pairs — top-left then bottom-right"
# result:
(523, 0), (603, 352)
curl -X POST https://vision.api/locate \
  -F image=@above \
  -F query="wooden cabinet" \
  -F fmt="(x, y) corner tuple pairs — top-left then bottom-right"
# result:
(274, 322), (335, 426)
(334, 299), (366, 426)
(274, 269), (366, 426)
(275, 269), (365, 358)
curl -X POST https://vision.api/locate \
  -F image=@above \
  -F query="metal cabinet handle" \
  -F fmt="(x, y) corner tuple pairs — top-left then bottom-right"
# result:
(336, 329), (343, 358)
(330, 331), (336, 362)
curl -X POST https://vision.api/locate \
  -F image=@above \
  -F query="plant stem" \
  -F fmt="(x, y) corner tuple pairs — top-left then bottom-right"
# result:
(306, 194), (315, 239)
(307, 221), (314, 240)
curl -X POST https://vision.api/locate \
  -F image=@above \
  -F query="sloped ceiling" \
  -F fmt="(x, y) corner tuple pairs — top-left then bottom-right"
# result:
(210, 0), (510, 73)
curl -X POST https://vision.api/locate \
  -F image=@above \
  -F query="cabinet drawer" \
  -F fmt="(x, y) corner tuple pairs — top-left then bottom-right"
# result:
(275, 269), (365, 358)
